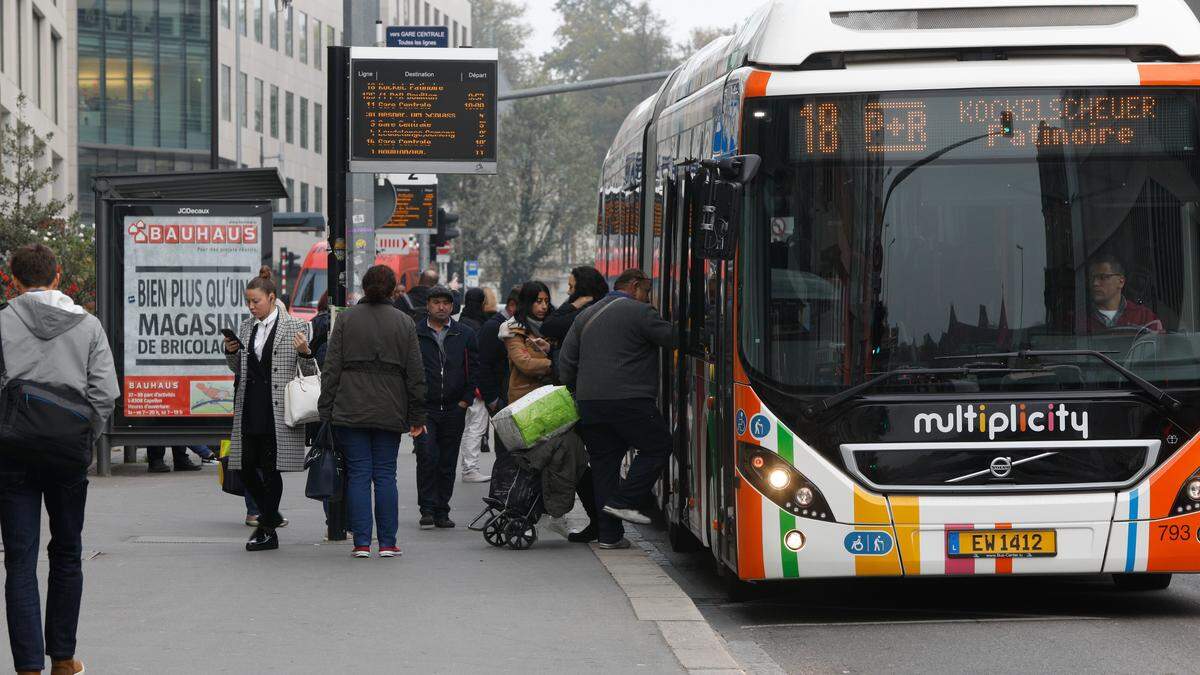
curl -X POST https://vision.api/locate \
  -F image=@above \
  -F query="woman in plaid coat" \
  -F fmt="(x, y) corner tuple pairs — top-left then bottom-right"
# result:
(223, 267), (318, 552)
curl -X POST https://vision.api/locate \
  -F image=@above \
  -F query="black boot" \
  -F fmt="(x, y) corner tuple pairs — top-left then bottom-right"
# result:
(245, 527), (278, 551)
(147, 460), (170, 473)
(173, 457), (202, 471)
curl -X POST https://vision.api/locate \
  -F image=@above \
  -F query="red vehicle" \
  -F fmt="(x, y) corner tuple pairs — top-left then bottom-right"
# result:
(290, 242), (420, 320)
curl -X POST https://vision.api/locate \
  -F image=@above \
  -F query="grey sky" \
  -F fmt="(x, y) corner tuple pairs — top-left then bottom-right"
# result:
(521, 0), (758, 57)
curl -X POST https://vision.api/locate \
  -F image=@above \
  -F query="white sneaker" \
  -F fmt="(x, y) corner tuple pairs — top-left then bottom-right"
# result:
(544, 516), (571, 539)
(602, 505), (652, 525)
(462, 471), (491, 483)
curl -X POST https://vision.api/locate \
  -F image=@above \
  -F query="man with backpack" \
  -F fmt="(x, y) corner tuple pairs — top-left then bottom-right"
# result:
(558, 268), (673, 550)
(0, 244), (119, 675)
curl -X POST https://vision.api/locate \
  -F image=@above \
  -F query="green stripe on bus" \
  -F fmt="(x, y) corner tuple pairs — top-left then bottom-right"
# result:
(779, 511), (799, 578)
(777, 428), (798, 577)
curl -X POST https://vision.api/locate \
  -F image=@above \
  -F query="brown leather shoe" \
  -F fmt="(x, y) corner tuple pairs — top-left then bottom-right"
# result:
(49, 658), (84, 674)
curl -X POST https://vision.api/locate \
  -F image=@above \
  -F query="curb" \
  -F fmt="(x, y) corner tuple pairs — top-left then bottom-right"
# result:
(591, 532), (744, 674)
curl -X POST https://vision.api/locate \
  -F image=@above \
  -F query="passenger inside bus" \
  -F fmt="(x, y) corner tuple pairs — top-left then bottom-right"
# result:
(1086, 254), (1163, 334)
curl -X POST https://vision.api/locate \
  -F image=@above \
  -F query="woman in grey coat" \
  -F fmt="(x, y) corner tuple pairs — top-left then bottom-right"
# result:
(223, 267), (317, 552)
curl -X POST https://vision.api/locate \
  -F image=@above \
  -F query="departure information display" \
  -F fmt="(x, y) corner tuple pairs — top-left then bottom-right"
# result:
(349, 48), (498, 174)
(383, 184), (436, 230)
(783, 89), (1196, 160)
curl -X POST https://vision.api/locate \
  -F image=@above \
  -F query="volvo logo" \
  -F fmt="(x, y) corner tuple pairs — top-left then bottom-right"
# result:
(989, 456), (1013, 479)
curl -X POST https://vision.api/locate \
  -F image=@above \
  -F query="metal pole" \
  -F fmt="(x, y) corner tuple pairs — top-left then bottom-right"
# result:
(209, 0), (219, 169)
(235, 1), (243, 167)
(325, 44), (349, 541)
(498, 70), (672, 101)
(94, 186), (112, 476)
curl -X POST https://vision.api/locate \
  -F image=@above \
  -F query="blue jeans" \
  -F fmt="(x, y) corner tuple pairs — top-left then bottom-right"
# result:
(336, 427), (402, 548)
(0, 457), (87, 671)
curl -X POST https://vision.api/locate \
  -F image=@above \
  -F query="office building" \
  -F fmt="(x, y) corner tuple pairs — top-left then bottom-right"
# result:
(1, 0), (77, 211)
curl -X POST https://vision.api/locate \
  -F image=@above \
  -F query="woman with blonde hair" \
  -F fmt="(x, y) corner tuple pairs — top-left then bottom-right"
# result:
(223, 267), (317, 552)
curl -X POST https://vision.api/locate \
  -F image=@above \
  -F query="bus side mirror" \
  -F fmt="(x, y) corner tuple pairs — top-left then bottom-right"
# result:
(700, 180), (742, 261)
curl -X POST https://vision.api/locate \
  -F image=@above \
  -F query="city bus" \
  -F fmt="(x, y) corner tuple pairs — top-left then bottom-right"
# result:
(596, 0), (1200, 590)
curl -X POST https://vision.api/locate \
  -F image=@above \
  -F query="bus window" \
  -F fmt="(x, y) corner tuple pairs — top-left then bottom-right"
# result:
(739, 88), (1200, 394)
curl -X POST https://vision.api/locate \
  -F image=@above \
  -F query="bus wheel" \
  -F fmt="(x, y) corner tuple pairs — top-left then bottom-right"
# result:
(668, 518), (701, 553)
(1112, 573), (1172, 591)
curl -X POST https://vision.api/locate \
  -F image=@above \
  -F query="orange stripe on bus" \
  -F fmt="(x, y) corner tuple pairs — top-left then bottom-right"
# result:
(736, 480), (765, 580)
(1148, 433), (1200, 520)
(995, 523), (1012, 574)
(853, 487), (890, 525)
(1139, 64), (1200, 86)
(891, 496), (921, 575)
(745, 71), (771, 98)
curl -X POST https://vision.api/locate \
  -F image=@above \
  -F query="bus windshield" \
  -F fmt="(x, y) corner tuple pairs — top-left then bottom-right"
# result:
(739, 87), (1200, 394)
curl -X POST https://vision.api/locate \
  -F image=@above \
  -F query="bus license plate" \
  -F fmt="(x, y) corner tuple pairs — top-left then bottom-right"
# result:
(946, 529), (1057, 558)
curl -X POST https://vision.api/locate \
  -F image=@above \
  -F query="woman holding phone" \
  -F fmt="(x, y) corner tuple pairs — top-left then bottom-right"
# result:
(224, 267), (317, 552)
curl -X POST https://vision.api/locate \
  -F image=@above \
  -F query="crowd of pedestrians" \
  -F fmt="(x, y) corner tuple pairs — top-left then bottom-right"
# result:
(0, 241), (677, 671)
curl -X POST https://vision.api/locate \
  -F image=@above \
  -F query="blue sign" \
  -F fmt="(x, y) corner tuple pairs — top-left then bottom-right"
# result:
(749, 414), (771, 439)
(386, 26), (450, 48)
(844, 531), (894, 556)
(736, 410), (748, 436)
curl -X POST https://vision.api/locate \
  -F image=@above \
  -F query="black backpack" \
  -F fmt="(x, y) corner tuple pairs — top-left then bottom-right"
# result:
(0, 305), (96, 471)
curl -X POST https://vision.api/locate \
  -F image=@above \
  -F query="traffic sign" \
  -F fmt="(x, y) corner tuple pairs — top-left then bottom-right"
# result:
(464, 260), (480, 288)
(376, 233), (417, 256)
(436, 244), (452, 263)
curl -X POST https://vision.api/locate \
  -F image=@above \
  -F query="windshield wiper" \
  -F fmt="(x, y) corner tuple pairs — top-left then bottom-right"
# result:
(803, 366), (1046, 419)
(939, 350), (1183, 412)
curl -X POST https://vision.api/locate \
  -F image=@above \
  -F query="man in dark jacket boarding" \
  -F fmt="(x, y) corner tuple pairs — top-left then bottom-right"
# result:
(558, 268), (674, 549)
(415, 286), (480, 529)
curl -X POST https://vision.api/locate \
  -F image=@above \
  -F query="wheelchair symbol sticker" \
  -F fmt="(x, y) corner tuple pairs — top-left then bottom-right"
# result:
(736, 410), (748, 436)
(844, 531), (894, 556)
(749, 414), (771, 439)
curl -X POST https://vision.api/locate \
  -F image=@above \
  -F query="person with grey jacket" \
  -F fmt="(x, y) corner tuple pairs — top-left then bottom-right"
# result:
(558, 268), (673, 549)
(319, 265), (427, 558)
(0, 244), (118, 675)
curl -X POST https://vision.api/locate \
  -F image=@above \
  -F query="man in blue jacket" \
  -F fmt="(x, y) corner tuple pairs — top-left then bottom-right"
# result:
(414, 286), (480, 529)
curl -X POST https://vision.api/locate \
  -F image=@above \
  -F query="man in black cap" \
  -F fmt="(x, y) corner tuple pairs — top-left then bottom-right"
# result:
(413, 285), (480, 529)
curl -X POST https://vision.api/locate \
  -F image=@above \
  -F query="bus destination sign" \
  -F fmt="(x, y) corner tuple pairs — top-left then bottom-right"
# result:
(348, 47), (498, 174)
(789, 89), (1194, 160)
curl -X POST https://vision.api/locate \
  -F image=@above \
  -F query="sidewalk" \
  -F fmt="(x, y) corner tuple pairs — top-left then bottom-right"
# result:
(4, 446), (690, 673)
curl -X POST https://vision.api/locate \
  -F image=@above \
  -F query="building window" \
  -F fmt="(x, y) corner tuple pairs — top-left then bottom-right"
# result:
(220, 65), (231, 121)
(463, 25), (468, 46)
(434, 9), (439, 25)
(414, 0), (420, 26)
(284, 6), (292, 57)
(269, 84), (278, 138)
(315, 186), (323, 215)
(238, 0), (246, 36)
(299, 96), (308, 149)
(297, 11), (307, 64)
(253, 0), (262, 42)
(314, 103), (322, 154)
(313, 19), (322, 69)
(285, 177), (294, 211)
(424, 2), (429, 25)
(284, 91), (294, 143)
(254, 78), (263, 133)
(221, 0), (230, 28)
(51, 33), (60, 123)
(238, 71), (247, 128)
(268, 0), (277, 49)
(453, 20), (458, 47)
(33, 11), (43, 109)
(300, 182), (308, 212)
(326, 25), (335, 54)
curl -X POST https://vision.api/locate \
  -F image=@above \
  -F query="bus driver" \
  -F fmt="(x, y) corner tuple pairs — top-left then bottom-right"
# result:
(1088, 253), (1162, 332)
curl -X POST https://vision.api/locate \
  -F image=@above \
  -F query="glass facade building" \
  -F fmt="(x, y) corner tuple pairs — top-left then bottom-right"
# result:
(77, 0), (216, 222)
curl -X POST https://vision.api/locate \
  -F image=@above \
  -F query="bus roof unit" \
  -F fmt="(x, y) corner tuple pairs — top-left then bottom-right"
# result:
(741, 0), (1200, 67)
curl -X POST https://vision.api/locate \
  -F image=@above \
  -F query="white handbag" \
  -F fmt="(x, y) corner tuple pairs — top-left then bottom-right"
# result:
(284, 362), (322, 427)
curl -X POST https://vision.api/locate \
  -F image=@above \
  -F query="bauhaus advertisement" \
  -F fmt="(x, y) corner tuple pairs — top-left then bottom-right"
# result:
(118, 202), (271, 418)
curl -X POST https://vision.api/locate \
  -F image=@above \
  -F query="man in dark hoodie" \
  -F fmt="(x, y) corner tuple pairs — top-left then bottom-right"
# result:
(0, 244), (118, 675)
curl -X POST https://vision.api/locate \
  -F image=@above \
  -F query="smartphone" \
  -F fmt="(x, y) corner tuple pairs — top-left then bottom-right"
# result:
(220, 328), (243, 348)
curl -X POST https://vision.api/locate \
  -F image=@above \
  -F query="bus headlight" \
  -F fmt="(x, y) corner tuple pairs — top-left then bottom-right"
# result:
(1189, 480), (1200, 502)
(784, 529), (806, 552)
(738, 443), (834, 522)
(1170, 469), (1200, 514)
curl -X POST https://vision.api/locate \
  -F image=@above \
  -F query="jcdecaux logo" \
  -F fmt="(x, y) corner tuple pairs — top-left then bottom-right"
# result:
(913, 403), (1089, 440)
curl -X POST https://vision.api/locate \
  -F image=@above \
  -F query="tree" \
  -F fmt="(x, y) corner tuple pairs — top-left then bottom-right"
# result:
(0, 95), (94, 307)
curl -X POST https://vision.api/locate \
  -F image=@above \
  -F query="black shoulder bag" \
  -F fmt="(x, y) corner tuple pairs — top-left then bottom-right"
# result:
(0, 306), (97, 471)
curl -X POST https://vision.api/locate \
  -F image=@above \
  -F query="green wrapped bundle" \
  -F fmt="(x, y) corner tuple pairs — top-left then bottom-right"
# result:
(493, 385), (580, 450)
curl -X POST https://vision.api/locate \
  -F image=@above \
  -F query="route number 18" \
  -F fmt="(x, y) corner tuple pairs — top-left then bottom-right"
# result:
(798, 102), (839, 155)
